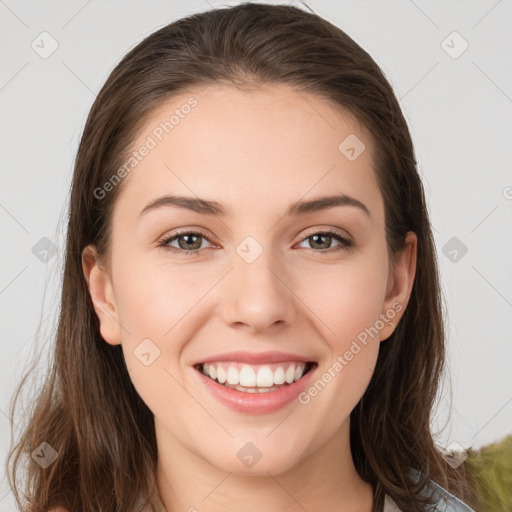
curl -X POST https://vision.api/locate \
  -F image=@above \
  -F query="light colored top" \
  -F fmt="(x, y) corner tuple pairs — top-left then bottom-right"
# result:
(384, 487), (476, 512)
(409, 467), (476, 511)
(384, 494), (402, 511)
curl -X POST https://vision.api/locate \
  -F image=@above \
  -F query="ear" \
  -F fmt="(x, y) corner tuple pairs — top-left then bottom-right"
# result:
(81, 245), (122, 346)
(379, 231), (417, 341)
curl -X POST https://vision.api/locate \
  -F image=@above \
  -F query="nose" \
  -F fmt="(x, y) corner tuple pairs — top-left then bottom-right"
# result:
(219, 247), (297, 333)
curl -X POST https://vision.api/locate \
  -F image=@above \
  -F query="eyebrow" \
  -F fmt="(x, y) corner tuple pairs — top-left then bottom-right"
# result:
(139, 193), (371, 219)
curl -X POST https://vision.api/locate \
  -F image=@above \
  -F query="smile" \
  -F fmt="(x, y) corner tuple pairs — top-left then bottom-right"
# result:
(195, 361), (315, 392)
(193, 361), (318, 414)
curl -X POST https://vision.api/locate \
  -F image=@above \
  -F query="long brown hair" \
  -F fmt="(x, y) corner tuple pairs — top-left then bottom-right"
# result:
(6, 3), (472, 511)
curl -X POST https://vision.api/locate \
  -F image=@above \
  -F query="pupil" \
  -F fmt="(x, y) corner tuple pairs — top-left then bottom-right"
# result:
(311, 234), (330, 249)
(180, 234), (200, 250)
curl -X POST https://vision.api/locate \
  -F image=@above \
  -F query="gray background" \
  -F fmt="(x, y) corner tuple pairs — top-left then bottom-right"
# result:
(1, 0), (511, 508)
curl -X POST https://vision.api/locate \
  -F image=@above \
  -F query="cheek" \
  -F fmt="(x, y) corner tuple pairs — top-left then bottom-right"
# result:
(111, 256), (226, 394)
(294, 260), (388, 431)
(296, 250), (389, 349)
(112, 259), (195, 419)
(113, 256), (207, 338)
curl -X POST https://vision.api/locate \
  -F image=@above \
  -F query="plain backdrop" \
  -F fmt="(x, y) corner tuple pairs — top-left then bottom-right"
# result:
(1, 0), (511, 509)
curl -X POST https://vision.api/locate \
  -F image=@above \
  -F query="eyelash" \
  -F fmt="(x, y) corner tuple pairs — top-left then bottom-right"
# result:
(157, 228), (353, 256)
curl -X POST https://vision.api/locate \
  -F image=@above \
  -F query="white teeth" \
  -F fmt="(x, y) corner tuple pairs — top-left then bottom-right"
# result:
(256, 366), (274, 387)
(217, 366), (227, 384)
(227, 366), (239, 385)
(239, 366), (256, 387)
(273, 367), (286, 385)
(224, 382), (282, 393)
(201, 362), (309, 388)
(285, 366), (295, 384)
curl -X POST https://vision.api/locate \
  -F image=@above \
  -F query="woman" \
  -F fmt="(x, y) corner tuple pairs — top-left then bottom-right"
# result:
(7, 3), (476, 511)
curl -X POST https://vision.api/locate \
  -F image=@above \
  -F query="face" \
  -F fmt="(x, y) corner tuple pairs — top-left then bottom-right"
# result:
(83, 83), (416, 476)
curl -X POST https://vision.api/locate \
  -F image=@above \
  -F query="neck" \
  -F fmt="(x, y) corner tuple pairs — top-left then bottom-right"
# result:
(154, 417), (374, 512)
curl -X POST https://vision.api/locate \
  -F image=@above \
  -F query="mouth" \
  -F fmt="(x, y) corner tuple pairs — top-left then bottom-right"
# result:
(193, 361), (318, 394)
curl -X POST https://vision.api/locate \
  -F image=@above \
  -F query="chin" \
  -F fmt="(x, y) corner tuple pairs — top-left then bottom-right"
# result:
(206, 445), (305, 477)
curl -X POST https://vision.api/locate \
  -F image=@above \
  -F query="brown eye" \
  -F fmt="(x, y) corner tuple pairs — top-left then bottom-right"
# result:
(297, 230), (353, 253)
(158, 231), (214, 255)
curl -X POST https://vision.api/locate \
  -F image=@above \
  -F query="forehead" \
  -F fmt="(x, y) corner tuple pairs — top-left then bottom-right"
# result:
(113, 82), (382, 222)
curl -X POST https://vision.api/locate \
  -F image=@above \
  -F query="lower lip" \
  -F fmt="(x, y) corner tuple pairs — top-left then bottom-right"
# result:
(194, 364), (317, 414)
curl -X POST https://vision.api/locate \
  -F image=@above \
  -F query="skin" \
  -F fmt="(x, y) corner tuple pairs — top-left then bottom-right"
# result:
(82, 83), (417, 512)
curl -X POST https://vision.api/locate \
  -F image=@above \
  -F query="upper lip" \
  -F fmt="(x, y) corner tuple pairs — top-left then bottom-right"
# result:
(192, 351), (316, 366)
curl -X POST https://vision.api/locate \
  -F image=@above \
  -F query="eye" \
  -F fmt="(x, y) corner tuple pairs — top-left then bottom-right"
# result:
(296, 230), (353, 254)
(158, 230), (215, 256)
(157, 228), (353, 256)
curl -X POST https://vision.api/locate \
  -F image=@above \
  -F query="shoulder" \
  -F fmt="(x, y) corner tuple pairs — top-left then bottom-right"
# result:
(408, 467), (476, 512)
(424, 479), (476, 511)
(384, 494), (402, 511)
